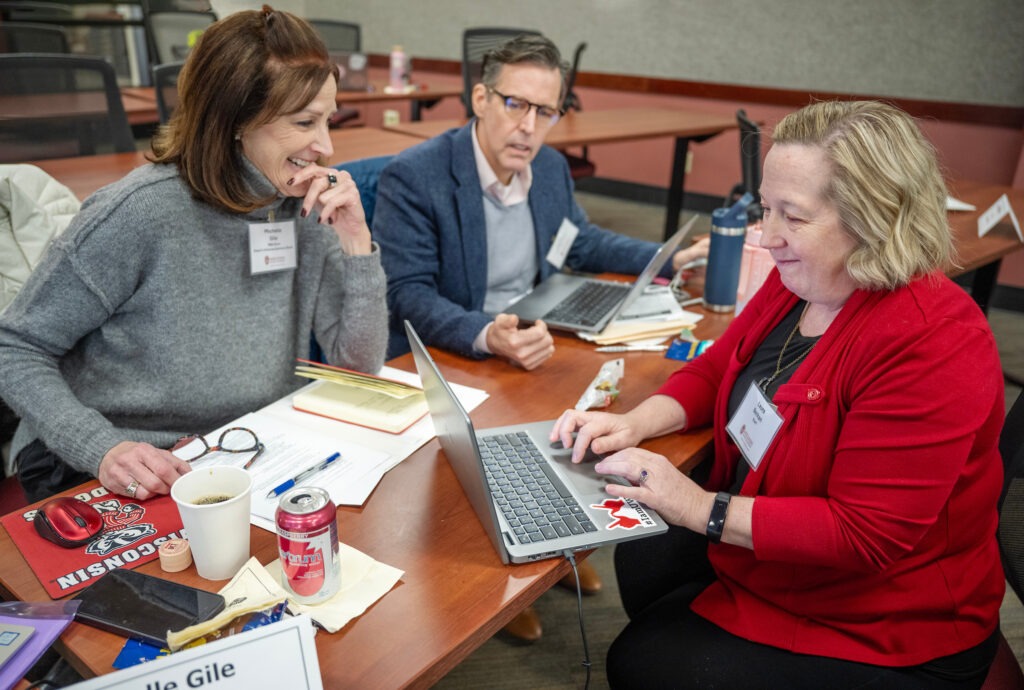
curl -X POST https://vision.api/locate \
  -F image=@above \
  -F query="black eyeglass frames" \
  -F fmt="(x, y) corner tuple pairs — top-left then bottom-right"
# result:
(487, 87), (563, 126)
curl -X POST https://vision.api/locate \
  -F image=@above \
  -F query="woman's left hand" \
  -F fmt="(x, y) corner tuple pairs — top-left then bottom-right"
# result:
(291, 165), (373, 255)
(595, 447), (712, 529)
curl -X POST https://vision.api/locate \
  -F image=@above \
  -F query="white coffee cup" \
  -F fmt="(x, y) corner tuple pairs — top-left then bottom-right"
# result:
(171, 465), (252, 580)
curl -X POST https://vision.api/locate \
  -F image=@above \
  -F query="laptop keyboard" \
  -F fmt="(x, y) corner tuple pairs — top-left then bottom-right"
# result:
(479, 431), (598, 546)
(541, 281), (630, 328)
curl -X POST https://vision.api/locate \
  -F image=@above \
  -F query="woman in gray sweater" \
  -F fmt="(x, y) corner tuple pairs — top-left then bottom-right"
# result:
(0, 6), (388, 502)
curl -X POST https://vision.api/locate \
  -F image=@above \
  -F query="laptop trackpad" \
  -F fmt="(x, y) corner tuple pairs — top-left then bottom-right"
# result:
(547, 442), (616, 495)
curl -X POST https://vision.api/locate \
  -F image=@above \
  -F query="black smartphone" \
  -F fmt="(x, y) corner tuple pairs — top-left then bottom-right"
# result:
(73, 569), (226, 647)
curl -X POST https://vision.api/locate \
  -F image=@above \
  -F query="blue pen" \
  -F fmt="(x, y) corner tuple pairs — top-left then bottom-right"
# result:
(265, 452), (341, 498)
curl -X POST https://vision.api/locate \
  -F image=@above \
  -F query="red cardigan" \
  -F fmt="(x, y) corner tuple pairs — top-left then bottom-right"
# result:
(657, 270), (1005, 666)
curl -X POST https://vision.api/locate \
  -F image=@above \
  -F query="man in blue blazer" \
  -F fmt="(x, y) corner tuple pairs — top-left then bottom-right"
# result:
(374, 34), (704, 369)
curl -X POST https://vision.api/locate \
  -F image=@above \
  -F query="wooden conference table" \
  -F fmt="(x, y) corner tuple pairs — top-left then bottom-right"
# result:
(28, 126), (425, 201)
(386, 106), (739, 241)
(0, 323), (727, 688)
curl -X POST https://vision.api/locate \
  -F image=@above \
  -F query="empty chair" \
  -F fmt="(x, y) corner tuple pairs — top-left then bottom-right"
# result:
(142, 1), (216, 66)
(0, 53), (135, 163)
(0, 22), (69, 54)
(152, 60), (184, 124)
(728, 108), (762, 210)
(461, 27), (542, 119)
(307, 19), (361, 127)
(307, 19), (361, 52)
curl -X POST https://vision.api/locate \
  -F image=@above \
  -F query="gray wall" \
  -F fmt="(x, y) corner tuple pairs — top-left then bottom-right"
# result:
(215, 0), (1024, 107)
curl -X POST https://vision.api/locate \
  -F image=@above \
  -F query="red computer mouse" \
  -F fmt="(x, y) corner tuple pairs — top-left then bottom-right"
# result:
(33, 497), (104, 548)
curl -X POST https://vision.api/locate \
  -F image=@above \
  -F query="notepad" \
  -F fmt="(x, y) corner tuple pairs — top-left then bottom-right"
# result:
(292, 360), (428, 434)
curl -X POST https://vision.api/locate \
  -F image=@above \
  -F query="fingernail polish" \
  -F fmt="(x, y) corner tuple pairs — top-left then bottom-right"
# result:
(300, 209), (307, 218)
(327, 216), (334, 224)
(316, 216), (322, 224)
(286, 177), (294, 186)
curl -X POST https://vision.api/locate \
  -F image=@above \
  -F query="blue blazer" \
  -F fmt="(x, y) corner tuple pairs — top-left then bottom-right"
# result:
(373, 122), (661, 359)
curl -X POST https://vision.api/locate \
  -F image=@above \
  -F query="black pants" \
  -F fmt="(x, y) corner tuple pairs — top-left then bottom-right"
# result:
(16, 439), (92, 503)
(608, 525), (997, 690)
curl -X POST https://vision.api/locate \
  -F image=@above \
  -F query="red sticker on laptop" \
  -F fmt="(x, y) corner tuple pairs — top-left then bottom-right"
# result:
(1, 480), (186, 598)
(591, 498), (659, 530)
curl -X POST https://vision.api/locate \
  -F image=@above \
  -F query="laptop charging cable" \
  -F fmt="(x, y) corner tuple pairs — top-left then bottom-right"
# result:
(563, 550), (592, 690)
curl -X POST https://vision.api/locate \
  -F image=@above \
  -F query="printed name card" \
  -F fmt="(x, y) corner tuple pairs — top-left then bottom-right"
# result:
(70, 615), (322, 690)
(977, 193), (1023, 242)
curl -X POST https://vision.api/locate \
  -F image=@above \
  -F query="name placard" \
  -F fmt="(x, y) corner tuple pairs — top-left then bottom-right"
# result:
(977, 193), (1023, 242)
(71, 615), (322, 690)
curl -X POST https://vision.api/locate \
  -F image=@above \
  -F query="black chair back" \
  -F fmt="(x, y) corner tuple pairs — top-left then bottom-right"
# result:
(308, 19), (361, 52)
(999, 388), (1024, 603)
(0, 21), (69, 54)
(0, 53), (135, 163)
(152, 60), (184, 124)
(141, 0), (216, 67)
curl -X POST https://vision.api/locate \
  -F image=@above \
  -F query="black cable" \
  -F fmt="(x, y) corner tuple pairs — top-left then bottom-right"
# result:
(23, 681), (60, 690)
(564, 550), (592, 690)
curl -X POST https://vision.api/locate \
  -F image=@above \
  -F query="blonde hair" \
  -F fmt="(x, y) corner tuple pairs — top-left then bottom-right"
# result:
(772, 101), (953, 290)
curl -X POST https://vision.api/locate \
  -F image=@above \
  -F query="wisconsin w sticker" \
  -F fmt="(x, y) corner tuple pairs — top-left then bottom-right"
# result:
(590, 497), (657, 530)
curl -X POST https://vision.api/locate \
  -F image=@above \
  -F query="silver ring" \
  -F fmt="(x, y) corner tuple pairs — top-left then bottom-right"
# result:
(125, 478), (139, 498)
(326, 173), (338, 188)
(638, 469), (649, 485)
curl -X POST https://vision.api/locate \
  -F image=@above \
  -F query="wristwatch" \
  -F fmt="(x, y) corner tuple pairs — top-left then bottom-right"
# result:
(706, 491), (731, 544)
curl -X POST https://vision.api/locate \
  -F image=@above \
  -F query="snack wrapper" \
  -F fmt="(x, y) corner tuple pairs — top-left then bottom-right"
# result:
(575, 359), (625, 410)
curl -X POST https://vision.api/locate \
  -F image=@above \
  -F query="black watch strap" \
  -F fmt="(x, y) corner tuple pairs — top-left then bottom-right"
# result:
(706, 491), (731, 544)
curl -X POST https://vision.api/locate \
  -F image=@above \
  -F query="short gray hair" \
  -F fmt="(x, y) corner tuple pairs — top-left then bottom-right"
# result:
(480, 34), (569, 105)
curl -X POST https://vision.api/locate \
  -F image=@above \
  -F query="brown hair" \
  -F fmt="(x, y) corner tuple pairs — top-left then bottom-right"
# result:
(149, 5), (335, 213)
(772, 101), (953, 290)
(480, 34), (569, 105)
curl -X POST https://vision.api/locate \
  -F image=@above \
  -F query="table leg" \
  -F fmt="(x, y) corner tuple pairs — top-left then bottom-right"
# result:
(663, 136), (690, 241)
(971, 259), (1002, 315)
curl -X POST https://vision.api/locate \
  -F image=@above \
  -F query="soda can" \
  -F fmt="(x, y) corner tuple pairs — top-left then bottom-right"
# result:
(275, 487), (340, 604)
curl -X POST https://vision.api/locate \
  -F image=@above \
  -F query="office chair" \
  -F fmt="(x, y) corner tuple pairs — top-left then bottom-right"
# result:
(307, 19), (361, 52)
(0, 21), (69, 54)
(728, 109), (762, 215)
(141, 0), (216, 66)
(0, 53), (135, 163)
(152, 60), (184, 124)
(983, 387), (1024, 688)
(559, 41), (596, 181)
(307, 19), (362, 128)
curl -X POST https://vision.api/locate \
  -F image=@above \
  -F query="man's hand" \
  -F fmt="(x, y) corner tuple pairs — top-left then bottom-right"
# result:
(487, 313), (555, 370)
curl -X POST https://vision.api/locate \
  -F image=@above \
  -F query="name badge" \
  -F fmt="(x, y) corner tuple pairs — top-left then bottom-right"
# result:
(249, 221), (297, 274)
(546, 218), (579, 269)
(725, 382), (784, 471)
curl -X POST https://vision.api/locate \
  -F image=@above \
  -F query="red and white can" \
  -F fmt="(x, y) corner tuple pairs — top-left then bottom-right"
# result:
(275, 487), (340, 604)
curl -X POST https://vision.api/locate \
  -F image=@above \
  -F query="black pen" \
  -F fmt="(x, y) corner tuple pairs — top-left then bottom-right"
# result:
(265, 452), (341, 498)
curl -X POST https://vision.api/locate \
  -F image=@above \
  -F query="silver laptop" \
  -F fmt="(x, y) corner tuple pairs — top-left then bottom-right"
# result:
(504, 215), (698, 334)
(330, 50), (369, 91)
(406, 321), (667, 564)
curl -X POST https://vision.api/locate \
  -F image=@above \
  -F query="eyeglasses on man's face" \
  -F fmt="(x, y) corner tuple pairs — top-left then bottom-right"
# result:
(487, 87), (562, 127)
(171, 427), (265, 469)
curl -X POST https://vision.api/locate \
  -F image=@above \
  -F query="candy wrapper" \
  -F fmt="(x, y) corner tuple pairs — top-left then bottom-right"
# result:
(575, 359), (625, 411)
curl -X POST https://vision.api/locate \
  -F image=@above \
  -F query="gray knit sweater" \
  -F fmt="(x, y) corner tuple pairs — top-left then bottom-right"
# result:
(0, 160), (388, 476)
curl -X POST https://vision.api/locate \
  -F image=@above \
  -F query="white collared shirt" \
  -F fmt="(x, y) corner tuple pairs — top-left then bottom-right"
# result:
(472, 122), (533, 206)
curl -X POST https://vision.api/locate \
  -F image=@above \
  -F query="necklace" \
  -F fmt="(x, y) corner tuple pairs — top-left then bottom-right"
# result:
(759, 302), (816, 392)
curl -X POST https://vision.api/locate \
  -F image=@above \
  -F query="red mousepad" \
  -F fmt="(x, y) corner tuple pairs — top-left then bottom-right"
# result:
(1, 480), (185, 598)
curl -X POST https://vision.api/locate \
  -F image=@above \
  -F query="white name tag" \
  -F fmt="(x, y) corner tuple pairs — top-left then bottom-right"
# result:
(249, 220), (297, 274)
(725, 382), (784, 471)
(71, 615), (322, 690)
(546, 218), (579, 269)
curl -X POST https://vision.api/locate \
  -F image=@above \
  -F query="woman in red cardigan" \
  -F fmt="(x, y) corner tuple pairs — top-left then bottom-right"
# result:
(552, 101), (1005, 689)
